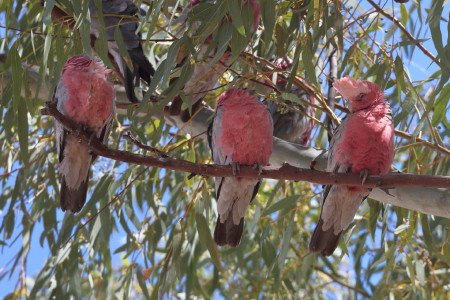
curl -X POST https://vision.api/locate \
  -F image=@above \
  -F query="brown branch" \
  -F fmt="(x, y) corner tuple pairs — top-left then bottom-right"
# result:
(366, 0), (440, 65)
(123, 132), (168, 157)
(41, 101), (450, 189)
(314, 267), (371, 298)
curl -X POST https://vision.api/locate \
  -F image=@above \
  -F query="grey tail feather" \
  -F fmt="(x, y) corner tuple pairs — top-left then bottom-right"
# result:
(309, 218), (342, 256)
(128, 46), (155, 84)
(60, 176), (89, 213)
(124, 65), (140, 103)
(123, 46), (156, 104)
(214, 215), (244, 248)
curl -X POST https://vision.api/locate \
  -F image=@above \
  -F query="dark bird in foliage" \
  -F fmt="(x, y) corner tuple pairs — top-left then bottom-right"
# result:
(264, 57), (316, 145)
(90, 0), (155, 103)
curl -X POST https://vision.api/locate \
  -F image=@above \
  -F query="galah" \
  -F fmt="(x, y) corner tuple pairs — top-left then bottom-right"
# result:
(168, 0), (261, 122)
(53, 54), (115, 213)
(208, 88), (273, 247)
(309, 76), (394, 256)
(90, 0), (154, 103)
(264, 57), (316, 145)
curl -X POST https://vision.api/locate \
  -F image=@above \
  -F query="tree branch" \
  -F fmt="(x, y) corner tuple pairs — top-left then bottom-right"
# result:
(366, 0), (439, 66)
(42, 102), (450, 218)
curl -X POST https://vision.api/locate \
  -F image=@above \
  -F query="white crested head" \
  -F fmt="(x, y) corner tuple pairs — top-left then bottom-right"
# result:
(333, 76), (371, 101)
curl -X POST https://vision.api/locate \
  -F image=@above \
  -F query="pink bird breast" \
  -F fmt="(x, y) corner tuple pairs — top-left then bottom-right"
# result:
(339, 109), (394, 175)
(333, 78), (394, 176)
(62, 55), (114, 129)
(216, 89), (273, 165)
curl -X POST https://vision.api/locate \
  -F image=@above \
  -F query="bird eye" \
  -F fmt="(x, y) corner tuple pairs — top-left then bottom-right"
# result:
(358, 93), (365, 100)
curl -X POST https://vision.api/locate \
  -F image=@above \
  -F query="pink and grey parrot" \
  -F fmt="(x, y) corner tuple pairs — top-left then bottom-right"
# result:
(168, 0), (261, 122)
(207, 88), (273, 247)
(264, 57), (316, 145)
(309, 76), (394, 256)
(89, 0), (154, 103)
(53, 54), (115, 213)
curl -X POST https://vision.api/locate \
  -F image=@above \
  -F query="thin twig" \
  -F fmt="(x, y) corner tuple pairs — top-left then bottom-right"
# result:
(366, 0), (439, 65)
(314, 267), (371, 298)
(123, 132), (168, 157)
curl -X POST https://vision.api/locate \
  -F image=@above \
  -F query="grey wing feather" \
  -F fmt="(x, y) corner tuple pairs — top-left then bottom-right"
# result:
(209, 106), (228, 165)
(52, 79), (68, 163)
(326, 116), (350, 172)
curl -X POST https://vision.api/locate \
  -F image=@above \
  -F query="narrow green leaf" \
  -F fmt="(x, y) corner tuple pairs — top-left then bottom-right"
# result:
(146, 0), (164, 40)
(274, 23), (286, 57)
(394, 56), (406, 93)
(395, 39), (429, 48)
(230, 26), (249, 61)
(17, 97), (29, 164)
(195, 213), (223, 273)
(261, 239), (277, 269)
(114, 25), (134, 71)
(400, 3), (408, 26)
(75, 0), (93, 55)
(371, 243), (396, 269)
(227, 0), (245, 36)
(444, 243), (450, 265)
(302, 36), (318, 87)
(41, 0), (55, 26)
(432, 82), (450, 126)
(368, 199), (381, 240)
(420, 214), (434, 251)
(261, 0), (276, 50)
(278, 214), (294, 270)
(405, 254), (416, 291)
(262, 195), (298, 217)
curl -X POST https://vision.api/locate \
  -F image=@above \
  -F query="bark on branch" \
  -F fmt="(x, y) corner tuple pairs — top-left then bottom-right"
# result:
(42, 102), (450, 218)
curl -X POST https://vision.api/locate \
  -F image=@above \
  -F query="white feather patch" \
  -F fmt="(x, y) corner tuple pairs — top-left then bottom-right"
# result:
(60, 135), (92, 190)
(217, 177), (259, 225)
(321, 185), (370, 235)
(333, 76), (370, 101)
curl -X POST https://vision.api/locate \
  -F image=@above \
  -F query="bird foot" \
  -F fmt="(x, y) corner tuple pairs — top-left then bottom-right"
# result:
(231, 162), (240, 176)
(252, 163), (263, 175)
(74, 124), (87, 141)
(360, 169), (370, 186)
(79, 125), (96, 146)
(88, 131), (97, 146)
